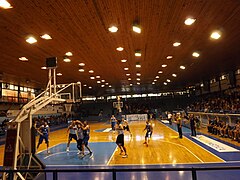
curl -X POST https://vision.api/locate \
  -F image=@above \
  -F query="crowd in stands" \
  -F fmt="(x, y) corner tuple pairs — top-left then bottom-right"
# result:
(207, 116), (240, 143)
(187, 88), (240, 114)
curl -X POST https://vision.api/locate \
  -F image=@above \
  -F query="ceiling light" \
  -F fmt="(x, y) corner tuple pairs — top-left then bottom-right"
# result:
(137, 82), (140, 85)
(0, 0), (13, 9)
(124, 67), (129, 71)
(152, 82), (155, 85)
(116, 47), (124, 51)
(192, 52), (200, 57)
(89, 86), (92, 89)
(128, 78), (131, 81)
(166, 56), (173, 59)
(173, 42), (181, 47)
(135, 50), (141, 57)
(180, 65), (186, 70)
(136, 62), (141, 68)
(126, 74), (130, 76)
(184, 18), (196, 25)
(40, 34), (52, 40)
(101, 85), (105, 87)
(89, 70), (94, 73)
(167, 79), (171, 82)
(154, 79), (157, 82)
(101, 80), (105, 82)
(90, 76), (95, 80)
(57, 73), (62, 76)
(97, 81), (101, 83)
(158, 71), (163, 74)
(136, 78), (141, 81)
(156, 76), (159, 78)
(164, 82), (167, 85)
(162, 64), (167, 68)
(210, 31), (221, 39)
(65, 52), (73, 56)
(136, 73), (141, 76)
(79, 69), (84, 72)
(96, 75), (100, 78)
(105, 83), (109, 85)
(108, 26), (118, 33)
(41, 66), (47, 70)
(172, 74), (177, 77)
(132, 25), (141, 33)
(83, 84), (87, 87)
(130, 84), (133, 86)
(109, 85), (112, 88)
(79, 63), (85, 66)
(19, 57), (28, 61)
(63, 57), (71, 62)
(121, 59), (127, 63)
(26, 36), (37, 44)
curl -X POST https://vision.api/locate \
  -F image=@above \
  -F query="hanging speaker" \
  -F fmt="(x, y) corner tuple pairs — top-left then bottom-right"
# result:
(46, 57), (57, 68)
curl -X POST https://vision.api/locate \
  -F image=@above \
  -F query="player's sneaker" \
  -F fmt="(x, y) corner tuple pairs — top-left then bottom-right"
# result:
(89, 152), (93, 158)
(47, 150), (51, 154)
(122, 154), (128, 158)
(66, 147), (70, 152)
(77, 150), (81, 154)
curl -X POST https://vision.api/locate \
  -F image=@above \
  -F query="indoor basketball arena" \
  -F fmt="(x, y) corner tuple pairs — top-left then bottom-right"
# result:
(0, 0), (240, 180)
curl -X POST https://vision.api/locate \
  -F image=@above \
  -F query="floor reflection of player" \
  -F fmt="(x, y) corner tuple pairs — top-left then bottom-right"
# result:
(143, 120), (153, 147)
(37, 121), (50, 153)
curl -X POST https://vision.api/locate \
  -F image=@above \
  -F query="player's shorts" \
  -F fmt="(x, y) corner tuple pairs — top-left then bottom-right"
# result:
(77, 138), (83, 151)
(38, 134), (48, 144)
(124, 125), (130, 131)
(83, 136), (90, 146)
(68, 134), (77, 141)
(116, 134), (124, 146)
(145, 131), (152, 138)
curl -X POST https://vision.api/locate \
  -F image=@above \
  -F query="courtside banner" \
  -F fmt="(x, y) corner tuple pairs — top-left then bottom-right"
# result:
(126, 114), (147, 121)
(193, 135), (239, 152)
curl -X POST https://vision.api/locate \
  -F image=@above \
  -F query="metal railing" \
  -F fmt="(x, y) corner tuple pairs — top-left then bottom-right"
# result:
(1, 166), (240, 180)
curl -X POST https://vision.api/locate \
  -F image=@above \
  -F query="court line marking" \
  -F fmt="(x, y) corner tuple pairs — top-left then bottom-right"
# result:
(36, 143), (62, 154)
(107, 146), (118, 165)
(159, 121), (226, 163)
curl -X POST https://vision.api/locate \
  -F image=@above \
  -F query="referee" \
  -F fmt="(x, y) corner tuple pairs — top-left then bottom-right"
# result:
(176, 113), (183, 139)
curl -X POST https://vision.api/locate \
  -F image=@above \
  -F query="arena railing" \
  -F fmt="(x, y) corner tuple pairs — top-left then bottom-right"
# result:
(1, 166), (240, 180)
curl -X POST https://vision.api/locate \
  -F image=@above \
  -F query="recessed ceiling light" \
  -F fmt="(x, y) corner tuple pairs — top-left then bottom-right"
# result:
(180, 65), (186, 70)
(136, 63), (141, 68)
(41, 66), (47, 70)
(63, 57), (71, 62)
(136, 78), (141, 81)
(210, 31), (221, 39)
(65, 52), (73, 56)
(167, 79), (171, 82)
(135, 50), (141, 57)
(126, 74), (130, 76)
(96, 75), (100, 78)
(79, 63), (85, 66)
(152, 82), (155, 85)
(164, 82), (167, 85)
(57, 73), (62, 76)
(40, 34), (52, 40)
(132, 25), (141, 33)
(130, 84), (133, 86)
(79, 69), (84, 72)
(26, 36), (37, 44)
(124, 67), (129, 71)
(101, 85), (105, 87)
(105, 83), (109, 85)
(154, 79), (157, 82)
(116, 47), (124, 51)
(172, 74), (177, 77)
(97, 81), (101, 83)
(128, 78), (131, 81)
(192, 52), (200, 57)
(162, 64), (167, 68)
(19, 57), (28, 61)
(166, 56), (173, 59)
(156, 76), (159, 78)
(89, 86), (92, 89)
(121, 59), (127, 63)
(184, 18), (196, 25)
(136, 73), (141, 76)
(101, 80), (105, 82)
(89, 70), (94, 73)
(90, 76), (95, 80)
(173, 42), (181, 47)
(108, 26), (118, 33)
(0, 0), (13, 9)
(137, 82), (140, 85)
(83, 84), (87, 87)
(158, 71), (163, 74)
(109, 85), (112, 88)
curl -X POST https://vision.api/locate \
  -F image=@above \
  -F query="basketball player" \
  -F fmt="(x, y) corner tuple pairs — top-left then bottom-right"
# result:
(37, 121), (50, 154)
(76, 122), (84, 157)
(116, 120), (128, 158)
(143, 119), (153, 147)
(110, 115), (117, 132)
(66, 120), (78, 152)
(122, 117), (132, 136)
(81, 120), (93, 158)
(175, 113), (183, 139)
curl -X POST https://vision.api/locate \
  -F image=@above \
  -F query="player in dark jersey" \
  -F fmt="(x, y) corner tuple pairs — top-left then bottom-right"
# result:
(37, 121), (50, 153)
(81, 121), (93, 157)
(116, 120), (128, 158)
(143, 119), (153, 147)
(66, 120), (78, 152)
(76, 123), (84, 157)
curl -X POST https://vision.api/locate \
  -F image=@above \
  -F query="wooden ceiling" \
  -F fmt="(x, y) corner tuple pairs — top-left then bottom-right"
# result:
(0, 0), (240, 96)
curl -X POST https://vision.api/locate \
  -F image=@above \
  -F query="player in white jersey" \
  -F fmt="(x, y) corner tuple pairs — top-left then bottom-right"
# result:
(122, 118), (132, 137)
(66, 120), (78, 152)
(116, 120), (128, 158)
